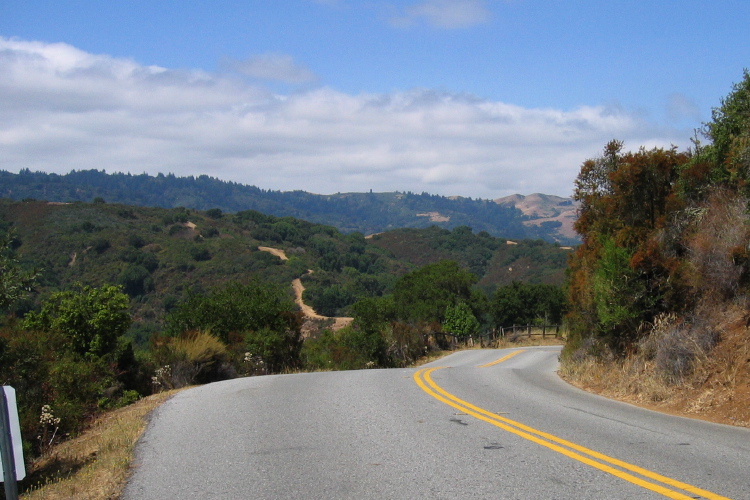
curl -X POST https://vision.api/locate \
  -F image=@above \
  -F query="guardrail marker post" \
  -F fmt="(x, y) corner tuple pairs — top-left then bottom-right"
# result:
(0, 387), (19, 500)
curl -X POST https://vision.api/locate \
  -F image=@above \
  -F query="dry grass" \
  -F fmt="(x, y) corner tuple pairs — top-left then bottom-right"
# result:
(559, 352), (676, 404)
(168, 330), (227, 364)
(560, 305), (750, 427)
(20, 390), (181, 500)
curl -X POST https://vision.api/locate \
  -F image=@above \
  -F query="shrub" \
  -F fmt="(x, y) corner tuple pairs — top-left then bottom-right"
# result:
(205, 208), (223, 219)
(128, 234), (146, 248)
(168, 224), (186, 236)
(639, 312), (720, 384)
(90, 237), (110, 254)
(245, 321), (303, 373)
(190, 246), (212, 262)
(686, 190), (750, 301)
(118, 264), (154, 297)
(23, 284), (132, 357)
(151, 331), (233, 388)
(0, 327), (114, 457)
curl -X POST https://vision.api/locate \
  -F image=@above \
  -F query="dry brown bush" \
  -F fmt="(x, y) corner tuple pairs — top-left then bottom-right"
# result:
(686, 190), (750, 301)
(152, 330), (234, 389)
(637, 311), (720, 384)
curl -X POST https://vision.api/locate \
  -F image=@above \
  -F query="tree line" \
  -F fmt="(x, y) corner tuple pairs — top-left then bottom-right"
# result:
(0, 168), (576, 243)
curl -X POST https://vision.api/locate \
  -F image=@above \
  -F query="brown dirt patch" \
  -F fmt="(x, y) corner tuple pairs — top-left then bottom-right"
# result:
(258, 246), (289, 261)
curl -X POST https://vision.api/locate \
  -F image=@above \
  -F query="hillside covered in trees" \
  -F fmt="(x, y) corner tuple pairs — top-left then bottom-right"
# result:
(562, 71), (750, 425)
(0, 169), (579, 244)
(0, 198), (569, 467)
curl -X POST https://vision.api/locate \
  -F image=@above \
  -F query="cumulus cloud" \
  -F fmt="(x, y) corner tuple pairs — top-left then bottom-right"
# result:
(392, 0), (492, 29)
(0, 37), (688, 199)
(226, 53), (317, 84)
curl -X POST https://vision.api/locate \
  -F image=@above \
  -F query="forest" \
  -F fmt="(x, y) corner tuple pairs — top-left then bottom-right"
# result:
(0, 169), (578, 244)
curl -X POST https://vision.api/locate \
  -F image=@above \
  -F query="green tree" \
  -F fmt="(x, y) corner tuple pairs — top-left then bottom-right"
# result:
(703, 70), (750, 186)
(442, 301), (479, 339)
(351, 296), (396, 336)
(23, 284), (131, 357)
(348, 296), (395, 366)
(492, 282), (525, 327)
(591, 238), (646, 345)
(0, 230), (38, 312)
(392, 260), (477, 324)
(492, 282), (565, 328)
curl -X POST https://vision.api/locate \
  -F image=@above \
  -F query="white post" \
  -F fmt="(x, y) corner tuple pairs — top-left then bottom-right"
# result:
(0, 386), (25, 500)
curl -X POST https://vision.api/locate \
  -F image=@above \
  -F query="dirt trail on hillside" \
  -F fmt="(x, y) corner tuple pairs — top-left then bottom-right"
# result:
(258, 246), (353, 332)
(258, 246), (289, 260)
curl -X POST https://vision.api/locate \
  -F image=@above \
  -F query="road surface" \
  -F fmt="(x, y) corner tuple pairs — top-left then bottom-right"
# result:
(124, 347), (749, 499)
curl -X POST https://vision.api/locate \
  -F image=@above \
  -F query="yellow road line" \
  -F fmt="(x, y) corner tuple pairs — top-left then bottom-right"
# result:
(414, 367), (731, 500)
(478, 349), (525, 367)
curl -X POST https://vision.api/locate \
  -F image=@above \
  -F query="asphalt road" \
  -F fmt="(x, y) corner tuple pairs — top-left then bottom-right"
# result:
(124, 347), (750, 499)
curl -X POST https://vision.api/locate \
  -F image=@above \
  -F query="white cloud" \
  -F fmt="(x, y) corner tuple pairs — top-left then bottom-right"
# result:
(226, 54), (317, 84)
(0, 37), (689, 199)
(393, 0), (492, 29)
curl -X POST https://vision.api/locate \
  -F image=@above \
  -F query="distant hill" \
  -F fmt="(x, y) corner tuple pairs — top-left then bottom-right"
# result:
(0, 169), (580, 244)
(367, 226), (570, 292)
(494, 193), (580, 242)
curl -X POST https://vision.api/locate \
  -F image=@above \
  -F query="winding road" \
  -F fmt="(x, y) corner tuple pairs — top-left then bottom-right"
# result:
(124, 347), (749, 499)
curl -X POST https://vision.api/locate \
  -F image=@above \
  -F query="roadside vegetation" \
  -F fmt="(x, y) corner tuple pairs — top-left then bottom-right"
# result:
(0, 196), (567, 497)
(561, 70), (750, 426)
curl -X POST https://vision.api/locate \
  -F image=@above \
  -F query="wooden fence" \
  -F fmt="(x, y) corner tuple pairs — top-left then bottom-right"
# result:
(497, 324), (563, 339)
(424, 324), (564, 349)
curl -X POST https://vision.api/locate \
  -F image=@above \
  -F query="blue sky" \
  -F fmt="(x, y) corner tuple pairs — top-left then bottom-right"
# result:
(1, 1), (749, 199)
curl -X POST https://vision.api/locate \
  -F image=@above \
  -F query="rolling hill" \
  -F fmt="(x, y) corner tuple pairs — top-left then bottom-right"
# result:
(0, 169), (580, 244)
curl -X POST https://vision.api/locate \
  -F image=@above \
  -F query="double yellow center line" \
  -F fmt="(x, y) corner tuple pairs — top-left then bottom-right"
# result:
(478, 349), (526, 368)
(413, 352), (731, 500)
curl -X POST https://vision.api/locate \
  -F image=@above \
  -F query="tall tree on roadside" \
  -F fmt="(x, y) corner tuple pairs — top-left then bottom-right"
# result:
(702, 70), (750, 189)
(567, 142), (690, 350)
